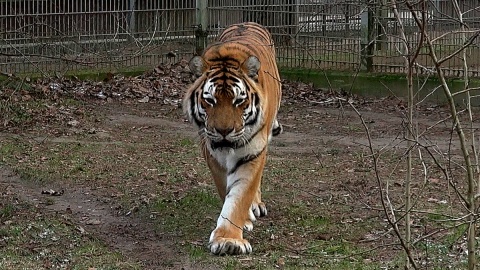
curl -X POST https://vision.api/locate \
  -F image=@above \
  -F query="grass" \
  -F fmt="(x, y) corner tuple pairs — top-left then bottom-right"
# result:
(280, 68), (480, 104)
(1, 124), (463, 269)
(0, 201), (142, 270)
(0, 98), (39, 126)
(0, 139), (89, 184)
(2, 86), (473, 269)
(143, 152), (387, 269)
(0, 204), (15, 219)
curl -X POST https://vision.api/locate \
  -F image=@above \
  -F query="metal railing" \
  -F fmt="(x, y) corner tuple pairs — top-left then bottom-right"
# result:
(1, 0), (479, 77)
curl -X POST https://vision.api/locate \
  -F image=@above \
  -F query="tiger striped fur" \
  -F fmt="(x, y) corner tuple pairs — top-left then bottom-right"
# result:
(183, 22), (282, 255)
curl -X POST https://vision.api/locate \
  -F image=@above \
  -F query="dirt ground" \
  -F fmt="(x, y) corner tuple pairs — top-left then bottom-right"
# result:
(0, 65), (474, 269)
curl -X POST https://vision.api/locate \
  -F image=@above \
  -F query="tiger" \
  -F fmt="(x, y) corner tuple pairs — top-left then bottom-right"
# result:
(183, 22), (282, 255)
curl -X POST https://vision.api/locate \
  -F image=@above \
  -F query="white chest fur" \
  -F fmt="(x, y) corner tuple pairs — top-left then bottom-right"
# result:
(208, 135), (267, 172)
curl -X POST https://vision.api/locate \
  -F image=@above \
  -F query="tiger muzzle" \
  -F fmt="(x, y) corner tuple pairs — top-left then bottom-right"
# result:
(215, 127), (234, 137)
(206, 126), (244, 149)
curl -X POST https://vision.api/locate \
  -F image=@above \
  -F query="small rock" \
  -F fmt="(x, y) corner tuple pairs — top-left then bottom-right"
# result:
(67, 120), (79, 127)
(138, 96), (150, 103)
(41, 189), (64, 196)
(97, 92), (106, 99)
(86, 219), (101, 225)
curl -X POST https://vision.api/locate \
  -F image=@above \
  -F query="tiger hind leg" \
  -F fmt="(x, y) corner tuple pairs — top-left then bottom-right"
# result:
(245, 191), (266, 232)
(272, 118), (283, 136)
(251, 190), (267, 219)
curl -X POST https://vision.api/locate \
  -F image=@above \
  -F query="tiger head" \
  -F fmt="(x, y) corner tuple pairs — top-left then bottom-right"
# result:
(184, 55), (264, 150)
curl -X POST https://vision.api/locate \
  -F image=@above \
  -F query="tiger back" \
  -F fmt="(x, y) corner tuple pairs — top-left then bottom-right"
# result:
(183, 22), (282, 255)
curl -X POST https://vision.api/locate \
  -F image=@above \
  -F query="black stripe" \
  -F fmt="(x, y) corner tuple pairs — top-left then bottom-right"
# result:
(245, 93), (259, 126)
(210, 56), (241, 65)
(208, 69), (224, 78)
(244, 110), (254, 123)
(228, 76), (240, 83)
(245, 123), (265, 145)
(209, 76), (223, 84)
(190, 91), (204, 128)
(225, 178), (244, 196)
(228, 146), (266, 175)
(209, 73), (238, 84)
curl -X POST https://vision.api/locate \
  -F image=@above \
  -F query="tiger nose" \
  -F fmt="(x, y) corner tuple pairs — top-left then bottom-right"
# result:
(216, 127), (234, 137)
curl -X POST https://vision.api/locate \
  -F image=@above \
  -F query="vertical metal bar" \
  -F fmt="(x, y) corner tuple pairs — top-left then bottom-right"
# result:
(16, 0), (20, 70)
(44, 0), (48, 71)
(103, 0), (106, 39)
(88, 0), (91, 40)
(195, 0), (208, 55)
(360, 5), (373, 72)
(82, 0), (85, 41)
(89, 0), (92, 40)
(128, 0), (136, 40)
(79, 0), (82, 40)
(65, 0), (68, 38)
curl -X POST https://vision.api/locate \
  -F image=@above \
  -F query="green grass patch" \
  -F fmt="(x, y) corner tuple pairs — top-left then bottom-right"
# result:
(149, 189), (220, 233)
(0, 204), (15, 219)
(179, 137), (195, 147)
(280, 68), (480, 105)
(0, 99), (42, 126)
(0, 205), (142, 269)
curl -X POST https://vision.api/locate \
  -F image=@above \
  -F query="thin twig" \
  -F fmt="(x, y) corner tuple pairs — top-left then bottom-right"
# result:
(349, 99), (419, 269)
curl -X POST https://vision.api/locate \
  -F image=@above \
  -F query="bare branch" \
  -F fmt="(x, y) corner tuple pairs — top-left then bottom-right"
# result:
(349, 99), (419, 269)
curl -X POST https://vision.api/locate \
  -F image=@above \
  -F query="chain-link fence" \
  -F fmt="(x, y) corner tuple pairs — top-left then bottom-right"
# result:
(1, 0), (479, 77)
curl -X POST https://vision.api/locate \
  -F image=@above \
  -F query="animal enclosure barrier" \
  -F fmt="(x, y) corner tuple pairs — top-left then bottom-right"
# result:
(1, 0), (479, 77)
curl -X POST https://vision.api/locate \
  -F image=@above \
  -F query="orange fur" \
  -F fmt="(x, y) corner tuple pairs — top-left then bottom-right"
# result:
(183, 22), (282, 255)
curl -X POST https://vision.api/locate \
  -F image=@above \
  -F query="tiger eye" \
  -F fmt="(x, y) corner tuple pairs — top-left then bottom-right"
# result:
(233, 98), (245, 106)
(204, 98), (216, 106)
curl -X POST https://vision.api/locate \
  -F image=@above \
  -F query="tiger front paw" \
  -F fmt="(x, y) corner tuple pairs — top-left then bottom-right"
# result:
(209, 236), (252, 255)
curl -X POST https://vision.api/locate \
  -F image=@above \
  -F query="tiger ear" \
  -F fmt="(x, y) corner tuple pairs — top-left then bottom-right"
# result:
(189, 56), (208, 77)
(241, 56), (260, 79)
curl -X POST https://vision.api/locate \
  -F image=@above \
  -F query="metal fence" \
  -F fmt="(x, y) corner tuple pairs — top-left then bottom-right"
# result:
(1, 0), (480, 77)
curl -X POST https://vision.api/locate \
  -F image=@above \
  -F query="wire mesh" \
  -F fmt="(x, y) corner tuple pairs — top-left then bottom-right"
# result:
(0, 0), (196, 74)
(0, 0), (479, 77)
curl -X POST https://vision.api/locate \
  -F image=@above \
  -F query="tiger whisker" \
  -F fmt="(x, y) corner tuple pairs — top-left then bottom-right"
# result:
(241, 134), (252, 151)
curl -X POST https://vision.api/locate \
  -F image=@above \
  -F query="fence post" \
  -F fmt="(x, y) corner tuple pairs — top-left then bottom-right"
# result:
(195, 0), (208, 55)
(360, 4), (374, 72)
(128, 0), (136, 41)
(377, 0), (388, 51)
